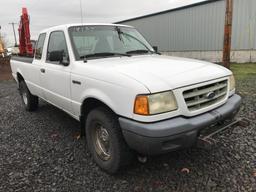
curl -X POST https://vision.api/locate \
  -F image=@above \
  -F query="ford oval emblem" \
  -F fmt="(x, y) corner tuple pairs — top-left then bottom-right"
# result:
(206, 92), (215, 99)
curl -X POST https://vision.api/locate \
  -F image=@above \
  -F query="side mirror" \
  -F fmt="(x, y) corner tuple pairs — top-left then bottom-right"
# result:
(153, 46), (158, 53)
(49, 50), (63, 62)
(48, 50), (69, 66)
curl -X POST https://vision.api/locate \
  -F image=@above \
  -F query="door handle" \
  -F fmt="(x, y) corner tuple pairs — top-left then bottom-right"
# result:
(40, 68), (45, 73)
(72, 80), (81, 85)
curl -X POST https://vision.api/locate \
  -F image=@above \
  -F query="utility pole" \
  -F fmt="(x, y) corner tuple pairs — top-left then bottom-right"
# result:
(222, 0), (233, 69)
(9, 22), (18, 47)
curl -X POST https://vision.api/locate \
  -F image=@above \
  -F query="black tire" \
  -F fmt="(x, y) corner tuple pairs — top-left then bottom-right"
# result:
(19, 81), (38, 111)
(85, 107), (134, 174)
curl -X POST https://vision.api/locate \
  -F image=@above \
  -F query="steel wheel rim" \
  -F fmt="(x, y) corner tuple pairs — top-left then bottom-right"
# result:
(92, 122), (111, 161)
(22, 91), (28, 105)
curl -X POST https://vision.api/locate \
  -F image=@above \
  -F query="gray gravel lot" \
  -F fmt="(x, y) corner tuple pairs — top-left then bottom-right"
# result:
(0, 76), (255, 192)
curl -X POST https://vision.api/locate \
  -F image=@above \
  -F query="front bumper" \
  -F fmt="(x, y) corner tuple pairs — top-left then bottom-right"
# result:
(119, 94), (241, 155)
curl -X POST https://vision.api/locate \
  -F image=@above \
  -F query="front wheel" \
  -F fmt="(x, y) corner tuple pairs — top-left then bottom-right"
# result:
(85, 107), (134, 174)
(19, 81), (38, 111)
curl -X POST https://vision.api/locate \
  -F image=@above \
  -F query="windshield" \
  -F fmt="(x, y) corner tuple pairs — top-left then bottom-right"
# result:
(68, 25), (155, 60)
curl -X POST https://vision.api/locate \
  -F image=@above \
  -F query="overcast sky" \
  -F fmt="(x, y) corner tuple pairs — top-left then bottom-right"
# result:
(0, 0), (205, 47)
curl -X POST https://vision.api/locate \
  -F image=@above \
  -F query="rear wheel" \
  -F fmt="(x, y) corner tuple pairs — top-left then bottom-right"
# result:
(19, 81), (38, 111)
(86, 107), (134, 174)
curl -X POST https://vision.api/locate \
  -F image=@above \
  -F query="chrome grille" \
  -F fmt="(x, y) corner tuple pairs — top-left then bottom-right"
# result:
(183, 80), (228, 111)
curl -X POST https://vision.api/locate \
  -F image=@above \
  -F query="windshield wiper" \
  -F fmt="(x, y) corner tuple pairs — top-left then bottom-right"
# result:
(80, 52), (131, 62)
(126, 49), (154, 55)
(119, 32), (157, 55)
(115, 27), (123, 42)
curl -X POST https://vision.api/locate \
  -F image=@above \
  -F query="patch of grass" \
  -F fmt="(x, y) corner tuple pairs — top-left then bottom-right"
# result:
(230, 63), (256, 80)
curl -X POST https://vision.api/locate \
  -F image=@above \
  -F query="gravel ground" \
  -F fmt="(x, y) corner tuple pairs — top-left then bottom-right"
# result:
(0, 74), (255, 192)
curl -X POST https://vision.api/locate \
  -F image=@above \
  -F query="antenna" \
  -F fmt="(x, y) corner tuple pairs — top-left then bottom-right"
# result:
(79, 0), (84, 23)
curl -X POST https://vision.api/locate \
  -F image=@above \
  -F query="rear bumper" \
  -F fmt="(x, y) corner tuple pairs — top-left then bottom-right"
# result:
(119, 94), (241, 155)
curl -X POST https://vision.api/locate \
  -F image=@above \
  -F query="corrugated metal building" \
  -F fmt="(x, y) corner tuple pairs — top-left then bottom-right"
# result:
(117, 0), (256, 63)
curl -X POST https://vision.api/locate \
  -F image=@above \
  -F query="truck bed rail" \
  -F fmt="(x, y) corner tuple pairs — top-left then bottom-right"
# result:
(11, 56), (33, 63)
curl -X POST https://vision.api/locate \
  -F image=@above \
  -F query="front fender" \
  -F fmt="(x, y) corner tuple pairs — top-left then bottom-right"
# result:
(80, 87), (117, 114)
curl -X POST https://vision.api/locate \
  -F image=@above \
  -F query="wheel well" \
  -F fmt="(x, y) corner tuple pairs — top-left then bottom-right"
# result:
(81, 98), (115, 119)
(80, 98), (115, 137)
(17, 73), (24, 83)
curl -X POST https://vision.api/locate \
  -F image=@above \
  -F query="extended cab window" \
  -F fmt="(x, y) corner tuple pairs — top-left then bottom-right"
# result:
(35, 33), (46, 59)
(46, 31), (69, 64)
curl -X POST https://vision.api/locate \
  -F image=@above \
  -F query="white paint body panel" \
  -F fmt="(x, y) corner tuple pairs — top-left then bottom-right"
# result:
(10, 23), (232, 123)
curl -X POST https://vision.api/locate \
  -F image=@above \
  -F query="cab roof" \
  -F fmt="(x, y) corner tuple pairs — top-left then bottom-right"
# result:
(40, 23), (133, 34)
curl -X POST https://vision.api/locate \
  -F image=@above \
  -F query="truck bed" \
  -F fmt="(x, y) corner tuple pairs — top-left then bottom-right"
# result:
(11, 56), (33, 63)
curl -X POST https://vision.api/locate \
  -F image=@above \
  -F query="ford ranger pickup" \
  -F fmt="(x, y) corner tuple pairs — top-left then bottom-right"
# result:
(10, 23), (241, 174)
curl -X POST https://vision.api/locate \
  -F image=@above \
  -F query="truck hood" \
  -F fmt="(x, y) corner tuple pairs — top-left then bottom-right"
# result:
(90, 55), (232, 93)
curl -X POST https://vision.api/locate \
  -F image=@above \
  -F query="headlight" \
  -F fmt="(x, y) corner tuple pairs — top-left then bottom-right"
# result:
(134, 91), (178, 115)
(229, 75), (236, 91)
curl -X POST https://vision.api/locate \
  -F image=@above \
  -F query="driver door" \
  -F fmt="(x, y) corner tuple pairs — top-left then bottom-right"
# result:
(40, 31), (72, 114)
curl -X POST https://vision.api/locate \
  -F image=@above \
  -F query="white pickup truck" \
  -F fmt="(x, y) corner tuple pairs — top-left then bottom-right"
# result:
(11, 23), (241, 173)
